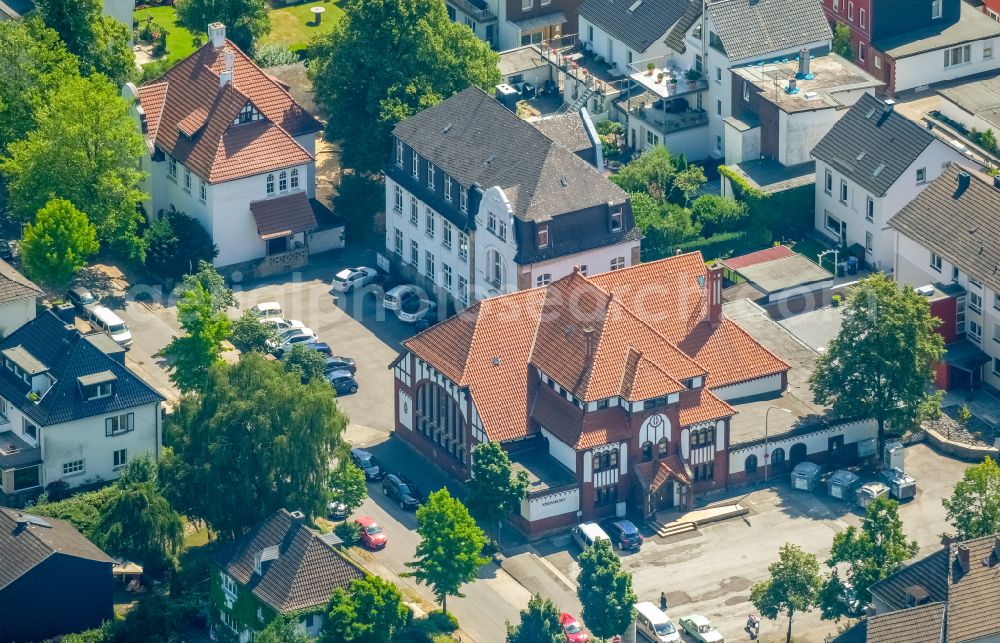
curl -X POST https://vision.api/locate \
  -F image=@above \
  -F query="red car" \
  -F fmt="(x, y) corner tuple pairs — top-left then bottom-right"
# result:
(560, 612), (589, 643)
(355, 516), (387, 550)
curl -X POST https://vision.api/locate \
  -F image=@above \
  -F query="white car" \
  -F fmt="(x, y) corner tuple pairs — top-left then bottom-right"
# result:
(270, 327), (317, 353)
(396, 298), (437, 324)
(678, 615), (723, 643)
(330, 267), (379, 293)
(250, 302), (282, 318)
(260, 317), (305, 332)
(383, 285), (420, 311)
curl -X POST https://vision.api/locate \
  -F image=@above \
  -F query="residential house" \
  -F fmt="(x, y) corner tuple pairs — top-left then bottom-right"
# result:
(211, 509), (366, 642)
(888, 163), (1000, 391)
(127, 23), (342, 278)
(0, 311), (164, 495)
(811, 93), (966, 271)
(446, 0), (582, 51)
(385, 86), (638, 308)
(832, 533), (1000, 642)
(392, 253), (793, 536)
(0, 260), (41, 338)
(821, 0), (1000, 94)
(0, 508), (114, 642)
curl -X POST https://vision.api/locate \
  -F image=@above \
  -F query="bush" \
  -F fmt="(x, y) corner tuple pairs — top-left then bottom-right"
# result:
(253, 43), (299, 68)
(403, 612), (460, 643)
(334, 520), (360, 546)
(45, 480), (71, 501)
(144, 210), (218, 281)
(140, 59), (172, 83)
(691, 194), (748, 236)
(671, 230), (748, 260)
(425, 611), (458, 633)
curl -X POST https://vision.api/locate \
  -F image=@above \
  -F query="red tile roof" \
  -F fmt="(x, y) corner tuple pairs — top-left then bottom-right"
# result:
(678, 388), (734, 426)
(719, 244), (796, 271)
(137, 40), (319, 184)
(635, 455), (690, 491)
(250, 192), (318, 240)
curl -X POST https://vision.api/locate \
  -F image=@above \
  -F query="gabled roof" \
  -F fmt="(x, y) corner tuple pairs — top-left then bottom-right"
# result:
(0, 508), (113, 591)
(0, 312), (164, 426)
(867, 602), (945, 643)
(213, 509), (365, 614)
(708, 0), (832, 62)
(811, 93), (938, 197)
(137, 39), (318, 184)
(578, 0), (696, 54)
(888, 164), (1000, 296)
(531, 112), (596, 162)
(0, 260), (42, 306)
(391, 87), (628, 222)
(250, 192), (318, 240)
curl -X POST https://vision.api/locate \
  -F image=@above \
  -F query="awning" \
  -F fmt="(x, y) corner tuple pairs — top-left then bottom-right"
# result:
(510, 11), (566, 31)
(250, 192), (318, 241)
(943, 340), (991, 373)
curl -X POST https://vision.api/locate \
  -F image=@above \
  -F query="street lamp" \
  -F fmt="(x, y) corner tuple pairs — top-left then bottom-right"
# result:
(764, 407), (792, 483)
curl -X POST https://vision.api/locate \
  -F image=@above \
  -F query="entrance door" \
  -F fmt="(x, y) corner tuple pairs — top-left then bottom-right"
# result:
(829, 435), (845, 463)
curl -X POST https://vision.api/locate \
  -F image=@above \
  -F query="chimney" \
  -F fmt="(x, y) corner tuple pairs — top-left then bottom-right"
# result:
(957, 171), (971, 191)
(220, 50), (234, 87)
(583, 327), (596, 362)
(706, 263), (723, 326)
(993, 175), (1000, 190)
(208, 22), (226, 48)
(957, 544), (971, 572)
(289, 510), (305, 525)
(884, 98), (896, 114)
(797, 48), (811, 78)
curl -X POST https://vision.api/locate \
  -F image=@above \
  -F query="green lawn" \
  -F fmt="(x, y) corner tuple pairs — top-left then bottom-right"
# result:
(789, 235), (834, 265)
(262, 1), (345, 49)
(134, 6), (202, 64)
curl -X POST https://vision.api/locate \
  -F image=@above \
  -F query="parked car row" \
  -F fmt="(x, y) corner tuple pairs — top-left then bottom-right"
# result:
(339, 448), (426, 551)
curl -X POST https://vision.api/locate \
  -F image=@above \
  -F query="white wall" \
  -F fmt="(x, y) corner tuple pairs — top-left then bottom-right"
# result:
(711, 372), (783, 401)
(894, 38), (1000, 92)
(779, 107), (839, 166)
(520, 487), (579, 521)
(541, 427), (577, 474)
(937, 96), (998, 135)
(527, 238), (638, 286)
(728, 419), (876, 473)
(474, 187), (518, 298)
(0, 297), (36, 338)
(578, 17), (671, 77)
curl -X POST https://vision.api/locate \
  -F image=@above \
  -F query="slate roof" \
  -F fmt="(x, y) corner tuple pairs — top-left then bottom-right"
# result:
(888, 164), (1000, 296)
(0, 312), (164, 426)
(875, 1), (1000, 59)
(392, 87), (628, 223)
(531, 113), (595, 161)
(869, 548), (950, 611)
(708, 0), (832, 62)
(0, 508), (113, 591)
(0, 260), (41, 306)
(137, 37), (318, 184)
(811, 93), (937, 197)
(213, 509), (365, 614)
(578, 0), (695, 53)
(250, 192), (318, 240)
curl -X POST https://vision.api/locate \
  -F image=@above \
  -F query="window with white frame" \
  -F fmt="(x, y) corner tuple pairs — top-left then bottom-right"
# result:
(457, 276), (468, 304)
(944, 45), (971, 67)
(610, 256), (625, 271)
(994, 357), (1000, 376)
(931, 252), (943, 272)
(833, 0), (839, 10)
(409, 240), (419, 266)
(993, 322), (1000, 343)
(291, 168), (299, 189)
(442, 263), (452, 290)
(444, 176), (452, 201)
(865, 232), (873, 254)
(839, 180), (848, 203)
(266, 173), (275, 195)
(860, 7), (866, 27)
(715, 67), (722, 82)
(994, 293), (1000, 310)
(986, 44), (994, 60)
(716, 99), (722, 116)
(442, 221), (452, 249)
(221, 572), (238, 599)
(970, 291), (983, 313)
(858, 42), (866, 61)
(199, 179), (207, 202)
(395, 140), (403, 167)
(875, 56), (881, 69)
(427, 163), (435, 189)
(425, 251), (435, 280)
(220, 610), (238, 633)
(970, 319), (983, 342)
(460, 187), (468, 213)
(916, 167), (927, 183)
(411, 150), (419, 178)
(970, 276), (983, 288)
(458, 232), (468, 261)
(953, 266), (960, 281)
(522, 0), (532, 8)
(579, 264), (588, 276)
(63, 459), (84, 476)
(106, 412), (134, 436)
(932, 0), (942, 18)
(168, 157), (177, 179)
(487, 212), (497, 234)
(394, 229), (403, 255)
(22, 419), (35, 441)
(487, 249), (503, 287)
(743, 81), (750, 101)
(825, 211), (842, 236)
(410, 197), (418, 225)
(113, 448), (127, 470)
(611, 209), (623, 231)
(88, 382), (112, 400)
(866, 196), (874, 221)
(394, 186), (403, 213)
(848, 1), (853, 19)
(279, 170), (287, 192)
(536, 273), (551, 286)
(425, 208), (435, 238)
(824, 170), (833, 194)
(184, 169), (191, 192)
(537, 225), (549, 248)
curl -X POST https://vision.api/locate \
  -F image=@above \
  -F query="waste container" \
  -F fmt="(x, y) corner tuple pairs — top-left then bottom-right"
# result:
(856, 482), (889, 508)
(791, 461), (822, 491)
(828, 469), (861, 500)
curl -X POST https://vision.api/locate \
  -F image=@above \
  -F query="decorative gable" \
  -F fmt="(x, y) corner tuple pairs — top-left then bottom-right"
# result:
(234, 102), (263, 126)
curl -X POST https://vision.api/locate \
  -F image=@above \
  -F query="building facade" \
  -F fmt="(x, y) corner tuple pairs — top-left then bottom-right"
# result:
(446, 0), (582, 50)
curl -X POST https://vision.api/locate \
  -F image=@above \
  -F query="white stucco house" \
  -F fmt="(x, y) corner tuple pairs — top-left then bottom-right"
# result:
(126, 23), (342, 278)
(0, 261), (41, 338)
(0, 312), (164, 495)
(810, 93), (967, 271)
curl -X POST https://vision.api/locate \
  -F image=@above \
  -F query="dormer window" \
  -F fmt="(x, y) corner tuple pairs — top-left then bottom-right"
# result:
(444, 176), (452, 201)
(235, 103), (259, 125)
(537, 225), (549, 248)
(78, 371), (116, 400)
(460, 187), (468, 213)
(428, 163), (435, 189)
(611, 209), (623, 231)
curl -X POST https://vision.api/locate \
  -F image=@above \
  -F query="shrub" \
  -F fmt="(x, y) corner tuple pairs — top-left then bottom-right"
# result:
(691, 194), (748, 236)
(253, 43), (299, 68)
(140, 59), (173, 83)
(45, 480), (71, 501)
(425, 611), (459, 633)
(334, 520), (360, 546)
(144, 210), (218, 281)
(671, 230), (748, 260)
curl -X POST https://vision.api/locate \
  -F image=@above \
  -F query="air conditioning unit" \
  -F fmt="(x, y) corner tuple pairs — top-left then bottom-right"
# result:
(915, 285), (935, 297)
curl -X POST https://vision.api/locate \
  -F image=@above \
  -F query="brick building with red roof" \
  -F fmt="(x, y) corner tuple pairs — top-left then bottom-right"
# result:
(391, 251), (790, 536)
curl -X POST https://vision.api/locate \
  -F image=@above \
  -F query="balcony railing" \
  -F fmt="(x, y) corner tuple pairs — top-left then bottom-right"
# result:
(629, 104), (709, 135)
(447, 0), (497, 23)
(539, 35), (629, 97)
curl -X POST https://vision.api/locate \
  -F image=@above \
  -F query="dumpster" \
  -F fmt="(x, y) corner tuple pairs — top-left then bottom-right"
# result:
(883, 439), (904, 471)
(856, 482), (889, 508)
(791, 461), (822, 491)
(881, 467), (917, 501)
(828, 469), (861, 500)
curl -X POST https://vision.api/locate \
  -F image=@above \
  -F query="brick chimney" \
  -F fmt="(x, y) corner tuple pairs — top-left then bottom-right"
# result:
(705, 263), (723, 326)
(957, 544), (971, 572)
(208, 22), (226, 48)
(583, 327), (596, 362)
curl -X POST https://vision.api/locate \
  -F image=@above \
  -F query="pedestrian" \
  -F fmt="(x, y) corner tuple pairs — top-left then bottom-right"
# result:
(660, 591), (668, 611)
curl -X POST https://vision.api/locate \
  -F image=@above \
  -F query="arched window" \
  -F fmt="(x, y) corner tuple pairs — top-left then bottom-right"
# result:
(602, 452), (611, 469)
(609, 449), (618, 469)
(641, 441), (653, 462)
(266, 174), (275, 195)
(290, 168), (299, 189)
(487, 249), (504, 288)
(771, 447), (785, 467)
(657, 437), (668, 457)
(745, 455), (758, 475)
(279, 170), (288, 192)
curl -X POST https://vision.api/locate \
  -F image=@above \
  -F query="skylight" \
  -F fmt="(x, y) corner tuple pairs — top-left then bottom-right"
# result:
(628, 0), (643, 12)
(872, 163), (885, 177)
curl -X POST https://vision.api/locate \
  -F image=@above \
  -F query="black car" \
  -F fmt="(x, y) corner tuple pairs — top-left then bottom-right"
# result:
(351, 448), (384, 481)
(303, 340), (334, 357)
(607, 519), (643, 551)
(0, 239), (13, 262)
(325, 356), (356, 374)
(66, 286), (98, 318)
(383, 473), (422, 510)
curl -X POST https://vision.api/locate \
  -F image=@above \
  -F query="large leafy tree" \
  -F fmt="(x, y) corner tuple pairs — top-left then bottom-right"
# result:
(321, 576), (412, 643)
(177, 260), (238, 313)
(577, 538), (636, 641)
(506, 593), (564, 643)
(0, 17), (79, 154)
(282, 343), (328, 383)
(610, 146), (676, 197)
(143, 211), (218, 281)
(161, 282), (232, 392)
(20, 198), (99, 289)
(35, 0), (135, 84)
(466, 441), (528, 541)
(1, 73), (147, 261)
(631, 192), (700, 260)
(404, 488), (488, 615)
(257, 614), (313, 643)
(943, 456), (1000, 540)
(308, 0), (500, 173)
(750, 543), (823, 643)
(329, 454), (367, 517)
(229, 310), (277, 354)
(160, 353), (346, 538)
(176, 0), (270, 53)
(809, 273), (944, 452)
(822, 496), (917, 620)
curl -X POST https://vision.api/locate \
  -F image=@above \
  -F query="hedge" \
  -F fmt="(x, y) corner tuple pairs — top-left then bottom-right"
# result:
(671, 230), (748, 260)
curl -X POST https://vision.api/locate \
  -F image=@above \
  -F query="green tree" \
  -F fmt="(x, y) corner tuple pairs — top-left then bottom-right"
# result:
(176, 0), (270, 53)
(577, 539), (636, 641)
(943, 456), (1000, 540)
(160, 353), (346, 538)
(282, 343), (329, 383)
(631, 193), (700, 261)
(229, 309), (277, 354)
(329, 455), (367, 516)
(20, 198), (99, 289)
(333, 172), (385, 243)
(750, 543), (823, 643)
(35, 0), (135, 84)
(1, 73), (146, 261)
(0, 17), (79, 154)
(980, 128), (998, 152)
(308, 0), (500, 173)
(257, 614), (313, 643)
(833, 22), (852, 60)
(809, 273), (944, 452)
(823, 496), (917, 620)
(404, 488), (488, 615)
(691, 194), (749, 235)
(95, 477), (184, 576)
(506, 593), (564, 643)
(671, 164), (706, 206)
(320, 576), (412, 643)
(466, 441), (528, 541)
(162, 282), (232, 392)
(610, 146), (676, 198)
(178, 260), (237, 313)
(143, 211), (218, 281)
